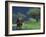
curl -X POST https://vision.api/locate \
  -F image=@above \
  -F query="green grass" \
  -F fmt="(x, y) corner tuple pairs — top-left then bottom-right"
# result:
(21, 21), (40, 30)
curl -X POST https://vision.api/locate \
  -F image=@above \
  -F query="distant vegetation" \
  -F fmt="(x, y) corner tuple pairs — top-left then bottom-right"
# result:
(27, 7), (40, 21)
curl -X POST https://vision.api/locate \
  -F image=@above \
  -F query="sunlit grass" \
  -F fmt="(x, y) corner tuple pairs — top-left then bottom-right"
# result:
(12, 20), (40, 30)
(22, 21), (40, 30)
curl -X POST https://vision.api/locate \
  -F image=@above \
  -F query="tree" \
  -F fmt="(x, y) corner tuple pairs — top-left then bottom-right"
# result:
(27, 7), (40, 21)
